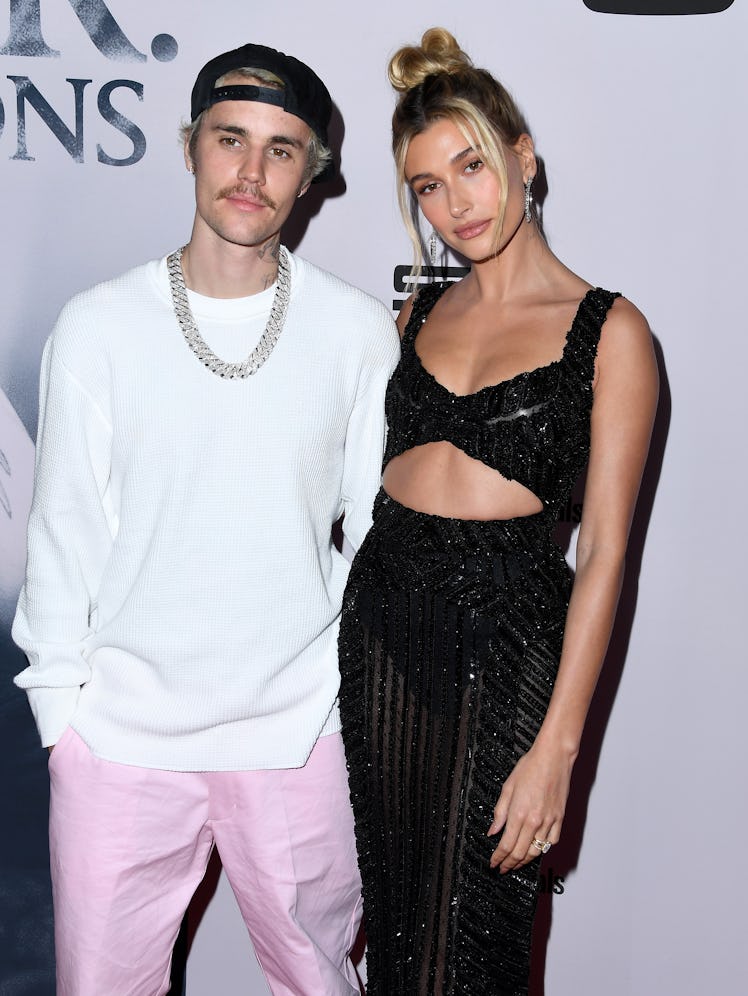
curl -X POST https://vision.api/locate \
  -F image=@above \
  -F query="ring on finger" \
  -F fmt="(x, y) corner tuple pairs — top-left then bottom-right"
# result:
(531, 837), (552, 854)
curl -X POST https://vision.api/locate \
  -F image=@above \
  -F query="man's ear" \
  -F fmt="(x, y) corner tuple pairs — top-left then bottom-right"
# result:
(183, 137), (195, 174)
(297, 182), (311, 199)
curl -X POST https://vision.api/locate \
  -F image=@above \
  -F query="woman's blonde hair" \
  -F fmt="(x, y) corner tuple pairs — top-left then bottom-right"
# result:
(389, 28), (530, 276)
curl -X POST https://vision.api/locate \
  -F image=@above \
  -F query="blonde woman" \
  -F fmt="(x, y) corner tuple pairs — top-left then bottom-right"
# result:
(339, 28), (658, 995)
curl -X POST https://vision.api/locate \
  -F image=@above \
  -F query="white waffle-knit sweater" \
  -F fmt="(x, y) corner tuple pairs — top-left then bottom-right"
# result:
(13, 250), (399, 770)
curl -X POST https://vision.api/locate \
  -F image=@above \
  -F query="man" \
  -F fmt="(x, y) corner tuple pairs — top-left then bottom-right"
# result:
(13, 43), (399, 995)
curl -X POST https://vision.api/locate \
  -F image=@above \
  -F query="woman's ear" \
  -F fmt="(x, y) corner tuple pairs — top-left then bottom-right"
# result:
(514, 133), (537, 181)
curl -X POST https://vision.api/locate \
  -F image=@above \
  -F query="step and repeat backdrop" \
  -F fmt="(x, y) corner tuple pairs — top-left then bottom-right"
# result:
(1, 1), (745, 993)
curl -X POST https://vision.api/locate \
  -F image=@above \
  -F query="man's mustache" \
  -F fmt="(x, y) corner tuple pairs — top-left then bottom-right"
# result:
(215, 185), (277, 211)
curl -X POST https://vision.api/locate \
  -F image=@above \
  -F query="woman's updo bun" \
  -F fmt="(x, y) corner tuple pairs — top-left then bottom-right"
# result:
(388, 28), (471, 92)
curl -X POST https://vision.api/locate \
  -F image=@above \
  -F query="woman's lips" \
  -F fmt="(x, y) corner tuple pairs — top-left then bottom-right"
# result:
(453, 219), (491, 240)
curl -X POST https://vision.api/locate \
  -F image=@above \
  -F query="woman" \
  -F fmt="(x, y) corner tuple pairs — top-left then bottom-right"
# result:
(338, 27), (658, 996)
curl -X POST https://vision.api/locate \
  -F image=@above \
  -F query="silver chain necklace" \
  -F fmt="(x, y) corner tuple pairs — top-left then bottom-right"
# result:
(166, 245), (291, 379)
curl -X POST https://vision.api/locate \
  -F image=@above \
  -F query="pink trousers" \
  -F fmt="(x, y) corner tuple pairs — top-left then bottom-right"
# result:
(48, 728), (363, 996)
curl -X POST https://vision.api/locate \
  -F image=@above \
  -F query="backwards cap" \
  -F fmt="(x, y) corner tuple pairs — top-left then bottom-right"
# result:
(190, 43), (334, 182)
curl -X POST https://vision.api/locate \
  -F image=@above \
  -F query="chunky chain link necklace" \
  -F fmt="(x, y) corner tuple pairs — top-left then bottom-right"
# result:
(166, 245), (291, 379)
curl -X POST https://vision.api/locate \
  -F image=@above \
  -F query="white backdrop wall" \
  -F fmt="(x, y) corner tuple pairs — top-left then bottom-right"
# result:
(1, 1), (746, 994)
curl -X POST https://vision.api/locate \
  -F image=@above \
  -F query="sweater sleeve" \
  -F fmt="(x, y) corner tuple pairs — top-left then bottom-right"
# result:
(13, 333), (115, 747)
(340, 308), (400, 554)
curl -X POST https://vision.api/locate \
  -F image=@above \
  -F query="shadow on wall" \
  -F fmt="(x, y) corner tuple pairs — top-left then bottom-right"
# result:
(282, 103), (347, 252)
(530, 335), (670, 995)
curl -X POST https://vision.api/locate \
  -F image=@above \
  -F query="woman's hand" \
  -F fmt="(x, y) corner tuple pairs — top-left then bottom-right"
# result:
(487, 742), (575, 873)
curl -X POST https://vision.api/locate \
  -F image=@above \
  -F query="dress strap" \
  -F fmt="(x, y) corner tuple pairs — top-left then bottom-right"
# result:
(401, 282), (451, 347)
(564, 287), (621, 385)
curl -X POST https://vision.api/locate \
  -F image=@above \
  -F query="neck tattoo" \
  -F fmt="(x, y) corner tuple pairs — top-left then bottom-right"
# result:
(166, 245), (291, 379)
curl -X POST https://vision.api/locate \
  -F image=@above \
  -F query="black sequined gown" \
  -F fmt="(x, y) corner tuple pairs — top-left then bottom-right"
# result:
(339, 284), (620, 995)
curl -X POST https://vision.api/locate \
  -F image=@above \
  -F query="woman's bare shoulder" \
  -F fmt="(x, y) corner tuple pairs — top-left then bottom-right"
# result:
(601, 294), (653, 351)
(396, 293), (416, 339)
(595, 294), (658, 395)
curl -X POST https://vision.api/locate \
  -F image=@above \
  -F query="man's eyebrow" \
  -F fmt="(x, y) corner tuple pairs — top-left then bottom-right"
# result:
(408, 146), (477, 186)
(211, 123), (304, 149)
(268, 134), (304, 149)
(211, 123), (248, 138)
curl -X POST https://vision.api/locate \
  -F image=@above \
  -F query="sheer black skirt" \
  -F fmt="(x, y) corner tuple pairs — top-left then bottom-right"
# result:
(339, 490), (572, 996)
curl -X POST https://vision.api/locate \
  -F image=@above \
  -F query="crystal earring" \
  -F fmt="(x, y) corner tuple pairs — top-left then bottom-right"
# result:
(524, 176), (534, 223)
(428, 229), (439, 266)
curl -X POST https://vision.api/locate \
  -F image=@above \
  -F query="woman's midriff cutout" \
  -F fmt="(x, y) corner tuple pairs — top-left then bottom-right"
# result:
(383, 441), (543, 521)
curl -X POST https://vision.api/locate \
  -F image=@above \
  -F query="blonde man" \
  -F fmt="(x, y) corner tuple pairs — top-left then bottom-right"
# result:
(14, 43), (398, 995)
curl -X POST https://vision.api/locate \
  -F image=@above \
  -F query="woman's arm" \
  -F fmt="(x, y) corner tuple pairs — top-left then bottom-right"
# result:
(488, 296), (659, 872)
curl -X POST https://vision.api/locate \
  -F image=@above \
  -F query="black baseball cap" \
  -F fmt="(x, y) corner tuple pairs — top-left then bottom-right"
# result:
(190, 43), (334, 182)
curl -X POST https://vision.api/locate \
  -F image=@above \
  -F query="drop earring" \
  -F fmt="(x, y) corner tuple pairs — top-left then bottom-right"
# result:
(428, 229), (438, 267)
(524, 176), (534, 223)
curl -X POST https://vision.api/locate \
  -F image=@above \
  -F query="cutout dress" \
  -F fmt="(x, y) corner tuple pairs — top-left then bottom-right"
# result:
(339, 283), (620, 995)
